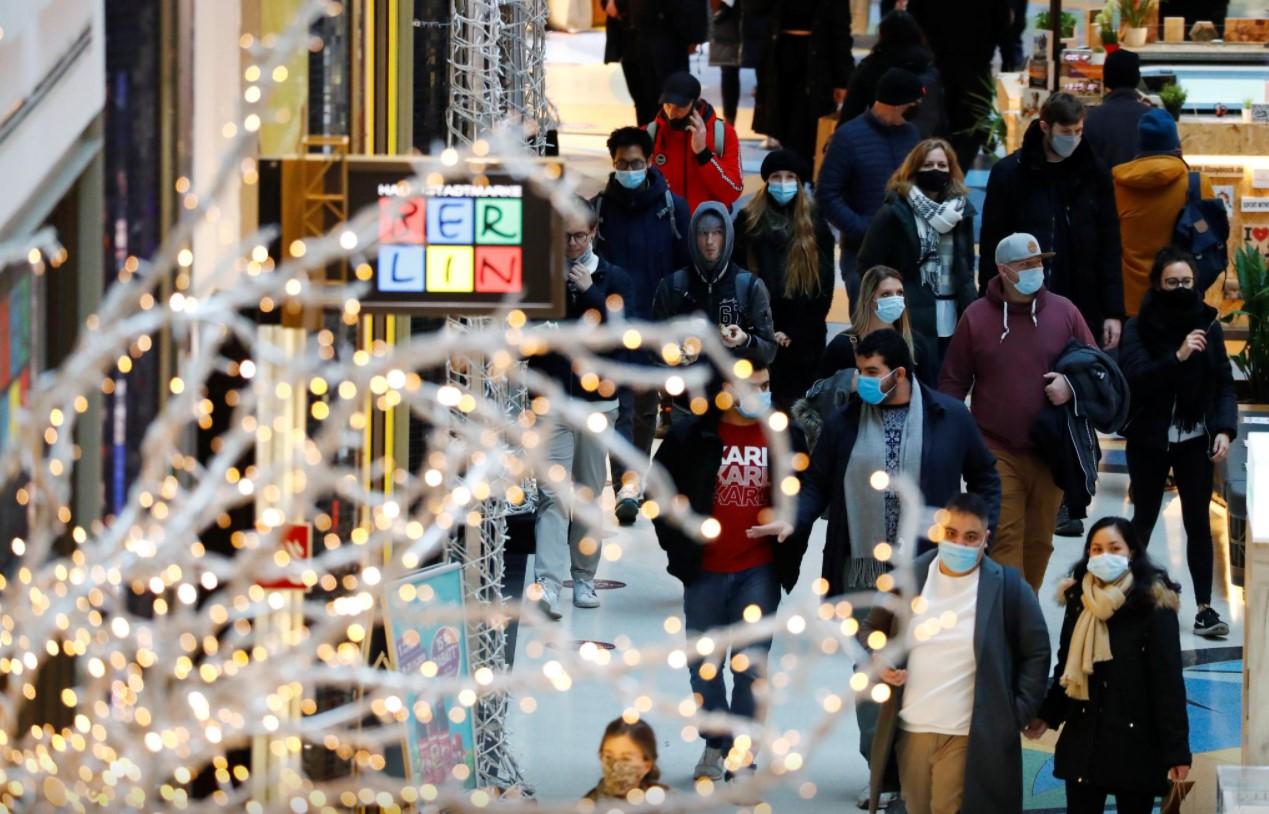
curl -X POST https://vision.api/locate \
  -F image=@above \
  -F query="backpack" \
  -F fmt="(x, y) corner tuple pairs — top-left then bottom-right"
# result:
(660, 268), (757, 327)
(1173, 172), (1230, 291)
(594, 188), (682, 243)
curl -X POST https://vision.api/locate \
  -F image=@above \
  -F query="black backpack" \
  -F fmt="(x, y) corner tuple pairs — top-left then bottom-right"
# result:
(659, 268), (758, 328)
(1173, 171), (1230, 291)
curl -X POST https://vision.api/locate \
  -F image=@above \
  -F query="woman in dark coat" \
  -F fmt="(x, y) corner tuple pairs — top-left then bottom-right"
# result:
(1118, 246), (1237, 640)
(857, 138), (976, 366)
(838, 10), (946, 140)
(732, 150), (835, 409)
(750, 0), (854, 166)
(1027, 517), (1191, 814)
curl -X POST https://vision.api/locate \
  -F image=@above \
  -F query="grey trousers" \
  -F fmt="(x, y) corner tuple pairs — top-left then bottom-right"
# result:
(533, 404), (619, 593)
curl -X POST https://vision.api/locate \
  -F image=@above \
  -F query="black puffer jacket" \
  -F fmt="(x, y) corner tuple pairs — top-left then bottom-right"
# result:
(1031, 340), (1129, 518)
(1039, 573), (1191, 796)
(979, 120), (1126, 332)
(1118, 297), (1238, 450)
(651, 412), (810, 591)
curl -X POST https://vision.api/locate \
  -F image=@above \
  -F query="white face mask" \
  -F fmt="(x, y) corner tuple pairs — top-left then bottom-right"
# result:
(1087, 553), (1130, 583)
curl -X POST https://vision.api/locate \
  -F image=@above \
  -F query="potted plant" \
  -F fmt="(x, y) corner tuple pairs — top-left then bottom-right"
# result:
(1097, 2), (1120, 53)
(1119, 0), (1155, 47)
(1159, 83), (1188, 120)
(961, 75), (1009, 168)
(1226, 246), (1269, 403)
(1244, 98), (1255, 123)
(1036, 10), (1078, 40)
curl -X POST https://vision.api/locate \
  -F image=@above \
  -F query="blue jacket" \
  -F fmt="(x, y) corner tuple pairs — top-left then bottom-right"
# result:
(815, 111), (920, 251)
(593, 167), (691, 320)
(795, 382), (1001, 598)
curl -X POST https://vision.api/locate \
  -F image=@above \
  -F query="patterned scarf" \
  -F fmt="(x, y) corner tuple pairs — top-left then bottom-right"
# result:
(907, 186), (966, 294)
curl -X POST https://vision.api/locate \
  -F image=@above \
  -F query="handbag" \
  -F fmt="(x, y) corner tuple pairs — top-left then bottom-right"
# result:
(1161, 778), (1194, 814)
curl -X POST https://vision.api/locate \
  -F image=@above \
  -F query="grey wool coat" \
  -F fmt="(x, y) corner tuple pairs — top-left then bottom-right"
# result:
(864, 550), (1051, 814)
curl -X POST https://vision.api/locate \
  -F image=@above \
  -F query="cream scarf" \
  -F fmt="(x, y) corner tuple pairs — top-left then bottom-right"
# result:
(1060, 570), (1133, 701)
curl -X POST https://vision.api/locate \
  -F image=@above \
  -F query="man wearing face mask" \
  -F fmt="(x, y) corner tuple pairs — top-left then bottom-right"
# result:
(863, 493), (1050, 814)
(528, 200), (636, 618)
(979, 93), (1125, 355)
(647, 71), (744, 213)
(748, 329), (999, 806)
(651, 361), (811, 783)
(817, 68), (923, 302)
(940, 233), (1098, 593)
(653, 202), (778, 371)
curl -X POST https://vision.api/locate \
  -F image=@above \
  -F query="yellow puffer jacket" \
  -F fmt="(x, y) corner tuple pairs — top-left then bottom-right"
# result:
(1112, 155), (1212, 316)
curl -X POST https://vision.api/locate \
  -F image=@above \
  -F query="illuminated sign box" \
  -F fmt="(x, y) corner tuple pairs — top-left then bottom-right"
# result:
(259, 157), (566, 318)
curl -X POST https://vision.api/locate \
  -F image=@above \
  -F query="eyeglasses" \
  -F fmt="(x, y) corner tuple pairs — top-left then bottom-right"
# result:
(1161, 278), (1195, 290)
(614, 159), (647, 171)
(565, 232), (591, 244)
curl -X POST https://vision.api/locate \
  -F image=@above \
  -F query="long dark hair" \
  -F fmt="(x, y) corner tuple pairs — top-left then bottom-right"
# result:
(598, 718), (662, 786)
(1068, 517), (1181, 597)
(874, 11), (928, 58)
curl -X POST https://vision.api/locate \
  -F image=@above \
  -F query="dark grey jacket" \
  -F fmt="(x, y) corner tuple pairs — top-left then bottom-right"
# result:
(1084, 88), (1152, 171)
(866, 550), (1050, 813)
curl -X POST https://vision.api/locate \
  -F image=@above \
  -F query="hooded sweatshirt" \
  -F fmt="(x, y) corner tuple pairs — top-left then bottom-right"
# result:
(938, 277), (1096, 453)
(1113, 155), (1213, 316)
(652, 201), (778, 366)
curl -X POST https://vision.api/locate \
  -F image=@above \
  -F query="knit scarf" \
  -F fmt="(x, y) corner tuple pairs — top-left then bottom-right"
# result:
(907, 187), (965, 295)
(1060, 570), (1133, 701)
(842, 384), (924, 589)
(1136, 288), (1211, 434)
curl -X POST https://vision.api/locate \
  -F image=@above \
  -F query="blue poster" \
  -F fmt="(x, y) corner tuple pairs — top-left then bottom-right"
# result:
(383, 563), (478, 788)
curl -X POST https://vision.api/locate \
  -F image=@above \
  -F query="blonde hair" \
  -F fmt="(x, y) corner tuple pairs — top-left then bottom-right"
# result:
(851, 265), (916, 354)
(740, 185), (822, 299)
(887, 138), (969, 200)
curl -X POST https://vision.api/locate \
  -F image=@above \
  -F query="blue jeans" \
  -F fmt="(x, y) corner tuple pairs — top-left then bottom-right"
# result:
(682, 565), (781, 750)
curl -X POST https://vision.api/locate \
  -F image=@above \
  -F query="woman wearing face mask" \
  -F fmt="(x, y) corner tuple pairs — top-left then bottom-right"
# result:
(583, 718), (669, 802)
(816, 265), (940, 388)
(1117, 247), (1236, 640)
(857, 138), (976, 370)
(1025, 517), (1190, 814)
(733, 150), (835, 408)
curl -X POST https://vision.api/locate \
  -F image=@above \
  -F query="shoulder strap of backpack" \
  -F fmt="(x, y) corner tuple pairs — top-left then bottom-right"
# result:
(713, 118), (726, 159)
(594, 194), (605, 240)
(1187, 171), (1202, 204)
(734, 271), (755, 319)
(647, 120), (659, 145)
(664, 268), (690, 314)
(663, 189), (682, 239)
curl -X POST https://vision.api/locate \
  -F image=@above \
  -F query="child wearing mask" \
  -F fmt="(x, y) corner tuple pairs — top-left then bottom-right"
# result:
(582, 718), (667, 803)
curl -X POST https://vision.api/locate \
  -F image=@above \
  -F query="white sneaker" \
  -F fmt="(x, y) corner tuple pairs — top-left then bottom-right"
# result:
(693, 745), (725, 781)
(572, 580), (600, 609)
(855, 784), (898, 810)
(533, 583), (562, 620)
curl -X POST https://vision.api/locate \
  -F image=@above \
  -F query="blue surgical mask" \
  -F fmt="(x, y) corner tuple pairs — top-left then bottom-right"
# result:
(735, 391), (772, 419)
(1050, 133), (1081, 159)
(1014, 267), (1045, 296)
(874, 295), (906, 325)
(1086, 553), (1130, 583)
(615, 169), (647, 190)
(938, 541), (982, 574)
(767, 180), (799, 205)
(857, 369), (896, 406)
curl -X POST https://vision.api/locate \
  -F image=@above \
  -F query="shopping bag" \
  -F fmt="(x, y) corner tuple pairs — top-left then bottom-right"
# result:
(1161, 778), (1194, 814)
(813, 114), (838, 180)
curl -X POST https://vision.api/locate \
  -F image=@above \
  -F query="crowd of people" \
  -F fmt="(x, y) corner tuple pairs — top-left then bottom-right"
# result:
(535, 7), (1239, 813)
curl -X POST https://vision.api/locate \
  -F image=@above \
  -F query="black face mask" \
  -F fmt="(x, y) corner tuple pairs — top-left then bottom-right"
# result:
(668, 110), (694, 130)
(1155, 286), (1198, 310)
(902, 103), (921, 121)
(915, 169), (950, 195)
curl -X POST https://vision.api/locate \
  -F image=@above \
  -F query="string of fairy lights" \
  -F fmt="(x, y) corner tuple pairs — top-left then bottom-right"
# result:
(0, 2), (940, 812)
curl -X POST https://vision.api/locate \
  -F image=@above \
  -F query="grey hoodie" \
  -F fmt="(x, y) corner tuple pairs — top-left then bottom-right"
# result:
(652, 201), (777, 366)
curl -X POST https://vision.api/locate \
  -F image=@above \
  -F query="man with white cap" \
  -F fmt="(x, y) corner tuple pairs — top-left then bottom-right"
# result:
(939, 233), (1097, 591)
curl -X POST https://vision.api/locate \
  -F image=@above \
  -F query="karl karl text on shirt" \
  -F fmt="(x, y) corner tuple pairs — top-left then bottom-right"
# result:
(717, 444), (770, 507)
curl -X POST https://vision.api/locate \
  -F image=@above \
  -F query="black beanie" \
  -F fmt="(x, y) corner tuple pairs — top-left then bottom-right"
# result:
(876, 68), (925, 106)
(1104, 49), (1141, 90)
(760, 149), (811, 182)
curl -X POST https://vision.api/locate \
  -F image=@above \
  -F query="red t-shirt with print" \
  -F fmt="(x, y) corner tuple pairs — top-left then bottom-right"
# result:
(702, 420), (775, 574)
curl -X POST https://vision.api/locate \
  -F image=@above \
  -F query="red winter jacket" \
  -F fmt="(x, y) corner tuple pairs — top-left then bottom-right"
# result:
(647, 100), (744, 214)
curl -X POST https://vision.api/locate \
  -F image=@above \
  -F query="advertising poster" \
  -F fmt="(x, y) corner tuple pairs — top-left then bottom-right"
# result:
(383, 563), (478, 788)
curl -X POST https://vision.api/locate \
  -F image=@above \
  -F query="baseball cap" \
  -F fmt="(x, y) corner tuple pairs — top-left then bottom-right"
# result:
(660, 71), (702, 107)
(995, 233), (1056, 266)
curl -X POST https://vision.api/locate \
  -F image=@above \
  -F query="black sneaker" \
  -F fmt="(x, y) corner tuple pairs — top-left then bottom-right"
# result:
(615, 497), (640, 526)
(1194, 607), (1230, 638)
(1054, 505), (1084, 538)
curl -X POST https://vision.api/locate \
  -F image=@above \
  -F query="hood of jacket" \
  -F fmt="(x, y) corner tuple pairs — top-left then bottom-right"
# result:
(1113, 154), (1189, 191)
(1019, 118), (1100, 176)
(1056, 574), (1181, 613)
(604, 164), (674, 211)
(688, 201), (736, 283)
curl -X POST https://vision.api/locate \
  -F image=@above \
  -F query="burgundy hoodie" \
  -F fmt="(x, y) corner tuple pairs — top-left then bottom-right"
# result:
(939, 277), (1096, 453)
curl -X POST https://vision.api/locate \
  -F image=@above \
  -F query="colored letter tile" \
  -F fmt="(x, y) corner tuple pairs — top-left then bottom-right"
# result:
(427, 198), (475, 244)
(475, 199), (522, 245)
(475, 247), (522, 293)
(378, 197), (426, 244)
(378, 246), (426, 292)
(425, 246), (475, 292)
